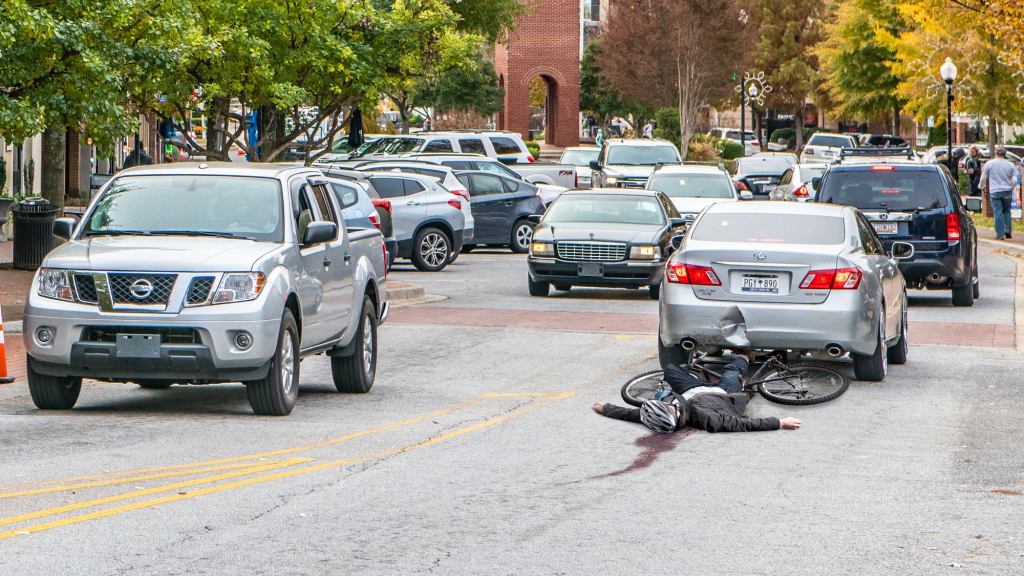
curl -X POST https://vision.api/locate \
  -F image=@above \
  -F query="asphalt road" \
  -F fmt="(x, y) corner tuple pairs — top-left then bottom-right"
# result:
(1, 247), (1022, 575)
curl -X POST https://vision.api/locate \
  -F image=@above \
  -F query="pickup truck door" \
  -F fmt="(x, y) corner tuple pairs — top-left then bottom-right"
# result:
(292, 178), (348, 347)
(308, 180), (353, 344)
(462, 173), (511, 243)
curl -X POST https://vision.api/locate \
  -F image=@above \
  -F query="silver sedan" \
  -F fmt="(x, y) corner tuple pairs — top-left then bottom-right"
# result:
(658, 202), (911, 381)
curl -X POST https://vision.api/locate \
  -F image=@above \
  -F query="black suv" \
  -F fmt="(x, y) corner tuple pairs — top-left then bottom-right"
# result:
(816, 163), (978, 306)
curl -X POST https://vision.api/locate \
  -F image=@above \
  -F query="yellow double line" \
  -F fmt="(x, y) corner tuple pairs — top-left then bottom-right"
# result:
(0, 391), (574, 539)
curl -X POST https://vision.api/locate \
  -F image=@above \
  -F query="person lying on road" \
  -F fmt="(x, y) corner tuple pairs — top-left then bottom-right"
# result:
(593, 352), (801, 434)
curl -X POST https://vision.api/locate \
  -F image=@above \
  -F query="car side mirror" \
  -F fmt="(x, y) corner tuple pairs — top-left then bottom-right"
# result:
(739, 190), (754, 201)
(964, 197), (982, 213)
(811, 176), (822, 190)
(303, 221), (337, 245)
(527, 214), (543, 224)
(669, 217), (688, 228)
(53, 217), (77, 240)
(670, 234), (686, 251)
(890, 241), (915, 260)
(589, 160), (601, 171)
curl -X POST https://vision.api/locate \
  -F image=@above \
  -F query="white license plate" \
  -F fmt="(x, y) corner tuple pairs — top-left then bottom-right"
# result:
(740, 275), (780, 294)
(872, 222), (898, 235)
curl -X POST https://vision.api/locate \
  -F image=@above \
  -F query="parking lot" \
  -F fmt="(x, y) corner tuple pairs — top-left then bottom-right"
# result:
(1, 246), (1022, 574)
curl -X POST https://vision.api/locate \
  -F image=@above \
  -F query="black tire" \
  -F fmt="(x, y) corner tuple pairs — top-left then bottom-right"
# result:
(552, 283), (572, 291)
(510, 219), (535, 254)
(756, 365), (850, 405)
(528, 276), (550, 296)
(972, 261), (980, 299)
(246, 309), (300, 416)
(411, 227), (451, 272)
(853, 318), (888, 381)
(331, 299), (378, 393)
(27, 356), (82, 410)
(648, 283), (661, 300)
(658, 334), (690, 370)
(621, 370), (670, 407)
(952, 279), (974, 307)
(887, 303), (909, 365)
(461, 244), (476, 254)
(137, 380), (173, 389)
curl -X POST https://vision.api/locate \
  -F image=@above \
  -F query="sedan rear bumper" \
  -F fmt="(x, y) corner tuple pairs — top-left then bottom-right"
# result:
(659, 285), (878, 356)
(528, 258), (663, 288)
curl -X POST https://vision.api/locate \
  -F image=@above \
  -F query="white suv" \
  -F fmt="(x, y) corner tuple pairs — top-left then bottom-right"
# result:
(800, 132), (858, 164)
(357, 131), (535, 164)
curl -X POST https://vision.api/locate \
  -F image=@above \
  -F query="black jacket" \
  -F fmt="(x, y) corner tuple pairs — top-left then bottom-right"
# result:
(602, 393), (780, 433)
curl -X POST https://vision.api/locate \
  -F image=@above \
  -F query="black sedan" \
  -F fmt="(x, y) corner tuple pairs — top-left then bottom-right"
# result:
(527, 189), (688, 298)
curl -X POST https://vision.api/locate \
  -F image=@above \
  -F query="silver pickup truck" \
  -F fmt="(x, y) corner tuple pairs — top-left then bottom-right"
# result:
(23, 163), (388, 416)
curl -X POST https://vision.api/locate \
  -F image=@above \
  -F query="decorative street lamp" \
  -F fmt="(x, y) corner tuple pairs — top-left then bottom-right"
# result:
(735, 72), (772, 156)
(940, 57), (958, 174)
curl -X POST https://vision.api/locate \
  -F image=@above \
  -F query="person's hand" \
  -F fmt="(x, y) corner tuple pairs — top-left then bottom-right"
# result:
(591, 403), (605, 415)
(780, 417), (801, 430)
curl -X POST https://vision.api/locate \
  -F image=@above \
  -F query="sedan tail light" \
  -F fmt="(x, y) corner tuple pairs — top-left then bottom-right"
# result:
(665, 261), (721, 285)
(799, 267), (862, 290)
(371, 199), (392, 214)
(946, 212), (961, 242)
(448, 198), (462, 210)
(793, 184), (809, 198)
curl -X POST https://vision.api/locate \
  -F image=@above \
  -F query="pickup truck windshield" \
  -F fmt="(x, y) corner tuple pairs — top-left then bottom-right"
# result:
(648, 173), (734, 199)
(560, 149), (599, 166)
(83, 175), (284, 242)
(606, 145), (680, 166)
(545, 195), (665, 226)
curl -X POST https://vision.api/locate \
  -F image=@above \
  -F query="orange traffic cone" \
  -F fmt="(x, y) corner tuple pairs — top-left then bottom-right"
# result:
(0, 307), (14, 383)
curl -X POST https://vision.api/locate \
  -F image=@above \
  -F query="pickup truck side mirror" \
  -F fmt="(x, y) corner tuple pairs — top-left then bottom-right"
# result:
(303, 221), (337, 245)
(527, 214), (543, 224)
(890, 241), (915, 260)
(53, 217), (77, 240)
(739, 190), (754, 201)
(589, 160), (601, 171)
(670, 234), (686, 251)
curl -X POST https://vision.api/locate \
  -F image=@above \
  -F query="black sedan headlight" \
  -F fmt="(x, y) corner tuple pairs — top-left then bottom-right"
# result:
(530, 242), (555, 257)
(629, 245), (659, 260)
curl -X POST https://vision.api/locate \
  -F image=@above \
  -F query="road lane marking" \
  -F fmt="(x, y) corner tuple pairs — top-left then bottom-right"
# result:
(479, 392), (575, 399)
(0, 458), (311, 530)
(0, 392), (575, 539)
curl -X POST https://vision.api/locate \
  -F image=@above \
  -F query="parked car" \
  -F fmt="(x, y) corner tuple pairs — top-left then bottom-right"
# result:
(751, 151), (798, 166)
(709, 128), (759, 156)
(356, 130), (535, 164)
(405, 153), (569, 206)
(815, 162), (979, 306)
(454, 171), (545, 254)
(858, 134), (908, 147)
(590, 139), (682, 189)
(506, 162), (579, 188)
(321, 172), (398, 269)
(24, 163), (389, 415)
(360, 171), (466, 272)
(835, 146), (918, 166)
(659, 201), (910, 381)
(768, 164), (828, 202)
(733, 155), (792, 197)
(559, 147), (600, 188)
(527, 189), (688, 299)
(647, 164), (749, 219)
(799, 132), (858, 164)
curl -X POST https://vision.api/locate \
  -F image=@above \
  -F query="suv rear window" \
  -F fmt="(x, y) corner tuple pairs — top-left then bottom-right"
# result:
(490, 137), (523, 155)
(692, 213), (845, 245)
(818, 169), (948, 211)
(808, 134), (855, 148)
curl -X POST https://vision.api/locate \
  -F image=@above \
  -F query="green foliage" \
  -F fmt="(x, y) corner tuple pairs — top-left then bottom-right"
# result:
(1011, 133), (1024, 145)
(718, 140), (745, 160)
(926, 123), (947, 147)
(0, 157), (6, 196)
(525, 141), (540, 158)
(580, 41), (638, 125)
(686, 141), (721, 162)
(754, 0), (824, 116)
(653, 108), (681, 144)
(413, 45), (504, 117)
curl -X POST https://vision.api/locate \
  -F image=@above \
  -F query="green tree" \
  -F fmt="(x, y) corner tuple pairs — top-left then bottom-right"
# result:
(579, 41), (636, 130)
(413, 46), (504, 117)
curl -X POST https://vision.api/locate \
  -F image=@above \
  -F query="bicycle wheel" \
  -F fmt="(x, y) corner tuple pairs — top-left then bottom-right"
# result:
(620, 371), (668, 407)
(756, 365), (849, 406)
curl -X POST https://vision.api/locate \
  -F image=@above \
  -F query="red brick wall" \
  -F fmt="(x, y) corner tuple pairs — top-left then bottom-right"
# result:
(495, 0), (580, 147)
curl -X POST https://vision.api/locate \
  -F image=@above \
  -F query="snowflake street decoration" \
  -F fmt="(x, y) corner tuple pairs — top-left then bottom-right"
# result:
(735, 71), (772, 107)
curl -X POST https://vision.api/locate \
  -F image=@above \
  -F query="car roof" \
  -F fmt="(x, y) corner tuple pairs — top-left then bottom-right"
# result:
(561, 188), (661, 198)
(705, 200), (851, 217)
(604, 139), (677, 147)
(357, 160), (455, 172)
(652, 164), (726, 175)
(119, 162), (311, 178)
(405, 153), (490, 160)
(827, 162), (941, 172)
(562, 146), (598, 151)
(359, 170), (441, 184)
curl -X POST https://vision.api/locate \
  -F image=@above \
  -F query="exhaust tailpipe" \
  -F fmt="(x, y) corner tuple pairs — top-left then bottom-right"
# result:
(825, 345), (844, 358)
(680, 339), (697, 351)
(926, 272), (948, 284)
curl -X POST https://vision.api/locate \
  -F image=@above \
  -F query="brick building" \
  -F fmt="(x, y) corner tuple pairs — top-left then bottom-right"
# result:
(494, 0), (580, 147)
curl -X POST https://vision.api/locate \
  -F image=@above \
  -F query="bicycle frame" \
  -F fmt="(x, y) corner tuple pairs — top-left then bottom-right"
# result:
(685, 353), (795, 389)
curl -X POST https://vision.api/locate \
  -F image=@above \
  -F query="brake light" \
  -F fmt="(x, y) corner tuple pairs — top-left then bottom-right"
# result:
(371, 199), (392, 214)
(870, 165), (895, 171)
(665, 261), (721, 285)
(793, 184), (809, 198)
(368, 213), (381, 230)
(946, 212), (961, 242)
(800, 267), (862, 290)
(735, 181), (749, 191)
(450, 188), (470, 202)
(527, 155), (535, 163)
(448, 198), (462, 210)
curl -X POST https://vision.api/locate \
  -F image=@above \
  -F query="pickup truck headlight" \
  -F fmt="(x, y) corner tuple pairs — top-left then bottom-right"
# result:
(212, 272), (266, 304)
(37, 269), (74, 302)
(629, 245), (659, 260)
(530, 242), (555, 257)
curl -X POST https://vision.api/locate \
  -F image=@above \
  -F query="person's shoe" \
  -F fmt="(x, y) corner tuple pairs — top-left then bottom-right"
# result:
(997, 235), (1006, 240)
(1007, 233), (1013, 239)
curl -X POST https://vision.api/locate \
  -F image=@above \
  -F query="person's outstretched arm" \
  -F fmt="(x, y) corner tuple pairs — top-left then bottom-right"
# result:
(692, 406), (799, 433)
(592, 403), (642, 423)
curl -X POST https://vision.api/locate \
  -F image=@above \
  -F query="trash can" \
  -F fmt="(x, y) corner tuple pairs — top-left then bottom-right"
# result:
(12, 197), (60, 270)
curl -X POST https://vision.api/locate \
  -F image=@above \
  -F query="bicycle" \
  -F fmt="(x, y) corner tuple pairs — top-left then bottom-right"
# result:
(621, 351), (849, 407)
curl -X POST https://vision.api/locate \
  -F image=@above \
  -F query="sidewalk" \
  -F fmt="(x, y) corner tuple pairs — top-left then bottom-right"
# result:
(977, 226), (1024, 258)
(0, 241), (32, 326)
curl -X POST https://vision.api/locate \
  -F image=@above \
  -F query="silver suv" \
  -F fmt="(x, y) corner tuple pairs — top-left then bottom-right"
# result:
(24, 163), (389, 416)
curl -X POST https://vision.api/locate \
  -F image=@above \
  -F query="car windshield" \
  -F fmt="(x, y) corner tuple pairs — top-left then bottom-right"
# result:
(330, 140), (354, 153)
(692, 213), (845, 245)
(544, 195), (666, 226)
(736, 157), (791, 176)
(647, 173), (734, 199)
(560, 149), (600, 166)
(606, 145), (680, 166)
(818, 169), (948, 211)
(356, 137), (425, 156)
(83, 175), (283, 242)
(808, 135), (855, 148)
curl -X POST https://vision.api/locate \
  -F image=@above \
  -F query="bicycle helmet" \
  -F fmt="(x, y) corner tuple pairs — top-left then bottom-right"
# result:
(639, 400), (678, 434)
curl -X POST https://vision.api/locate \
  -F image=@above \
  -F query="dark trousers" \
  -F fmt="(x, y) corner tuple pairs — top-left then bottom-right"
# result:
(664, 356), (748, 395)
(991, 193), (1013, 238)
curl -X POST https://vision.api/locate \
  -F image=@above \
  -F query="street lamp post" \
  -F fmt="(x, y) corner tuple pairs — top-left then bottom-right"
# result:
(748, 84), (759, 153)
(940, 57), (958, 175)
(740, 77), (747, 156)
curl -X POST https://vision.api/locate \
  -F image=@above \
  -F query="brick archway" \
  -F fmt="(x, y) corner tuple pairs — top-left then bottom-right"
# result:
(494, 0), (580, 147)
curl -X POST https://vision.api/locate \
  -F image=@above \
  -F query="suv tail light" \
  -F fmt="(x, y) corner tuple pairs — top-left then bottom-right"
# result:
(368, 213), (381, 230)
(527, 155), (536, 163)
(449, 188), (470, 202)
(799, 267), (862, 290)
(448, 198), (462, 210)
(665, 261), (721, 285)
(946, 212), (961, 242)
(371, 199), (392, 214)
(735, 181), (749, 191)
(793, 184), (809, 198)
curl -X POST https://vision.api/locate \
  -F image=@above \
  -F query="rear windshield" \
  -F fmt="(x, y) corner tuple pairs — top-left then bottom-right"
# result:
(648, 173), (734, 199)
(736, 157), (790, 176)
(692, 213), (845, 245)
(545, 195), (666, 226)
(560, 148), (599, 166)
(808, 134), (855, 148)
(818, 169), (948, 211)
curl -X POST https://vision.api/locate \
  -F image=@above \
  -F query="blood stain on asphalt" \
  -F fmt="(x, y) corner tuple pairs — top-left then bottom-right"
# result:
(591, 428), (695, 479)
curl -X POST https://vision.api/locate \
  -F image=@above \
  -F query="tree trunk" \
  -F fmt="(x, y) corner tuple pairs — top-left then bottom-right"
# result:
(205, 96), (230, 161)
(41, 126), (66, 209)
(988, 116), (998, 146)
(794, 109), (805, 151)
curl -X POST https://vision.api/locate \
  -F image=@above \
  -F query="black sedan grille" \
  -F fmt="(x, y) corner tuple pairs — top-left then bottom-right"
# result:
(107, 273), (177, 305)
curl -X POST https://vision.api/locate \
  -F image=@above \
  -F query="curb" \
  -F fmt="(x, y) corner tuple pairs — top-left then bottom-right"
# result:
(3, 320), (21, 335)
(386, 281), (426, 303)
(980, 238), (1024, 259)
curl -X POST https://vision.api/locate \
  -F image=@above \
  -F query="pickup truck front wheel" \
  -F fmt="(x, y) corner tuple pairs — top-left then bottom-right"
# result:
(27, 357), (82, 410)
(246, 310), (300, 416)
(331, 300), (377, 393)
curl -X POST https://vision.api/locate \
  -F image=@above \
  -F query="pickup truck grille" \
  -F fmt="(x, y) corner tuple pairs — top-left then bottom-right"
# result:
(108, 273), (177, 305)
(557, 241), (627, 262)
(81, 326), (201, 345)
(73, 274), (98, 304)
(615, 178), (648, 189)
(187, 277), (215, 305)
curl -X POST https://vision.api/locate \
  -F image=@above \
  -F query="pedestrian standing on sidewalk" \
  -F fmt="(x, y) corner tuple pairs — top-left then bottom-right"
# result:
(980, 146), (1016, 240)
(965, 145), (982, 197)
(595, 128), (604, 149)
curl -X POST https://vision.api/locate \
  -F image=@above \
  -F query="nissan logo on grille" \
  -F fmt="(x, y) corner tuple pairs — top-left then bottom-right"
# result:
(129, 279), (154, 300)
